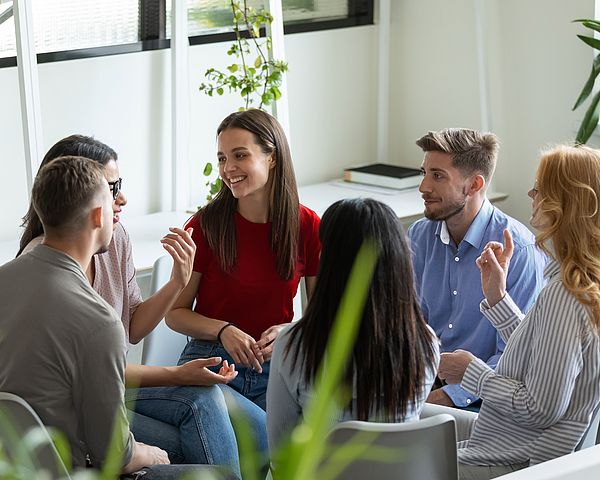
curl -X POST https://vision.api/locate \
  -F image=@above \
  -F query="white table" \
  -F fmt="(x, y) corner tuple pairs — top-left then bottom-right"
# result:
(299, 180), (508, 224)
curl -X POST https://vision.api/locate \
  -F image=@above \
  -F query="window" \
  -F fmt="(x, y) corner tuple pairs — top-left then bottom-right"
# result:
(0, 0), (373, 68)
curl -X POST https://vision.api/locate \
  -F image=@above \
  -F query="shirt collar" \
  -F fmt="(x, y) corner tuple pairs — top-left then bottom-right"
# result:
(435, 199), (494, 249)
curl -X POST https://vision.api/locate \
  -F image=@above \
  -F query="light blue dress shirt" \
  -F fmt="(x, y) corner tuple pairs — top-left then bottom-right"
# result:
(408, 199), (546, 407)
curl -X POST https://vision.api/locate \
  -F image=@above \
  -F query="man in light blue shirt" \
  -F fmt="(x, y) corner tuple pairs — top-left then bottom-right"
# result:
(408, 128), (546, 408)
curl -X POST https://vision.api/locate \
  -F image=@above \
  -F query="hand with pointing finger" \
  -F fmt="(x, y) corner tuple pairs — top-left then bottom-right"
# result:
(476, 228), (514, 307)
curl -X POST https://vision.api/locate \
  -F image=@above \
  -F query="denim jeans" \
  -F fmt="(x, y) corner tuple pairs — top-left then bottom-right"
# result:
(125, 382), (268, 478)
(179, 339), (270, 411)
(120, 464), (237, 480)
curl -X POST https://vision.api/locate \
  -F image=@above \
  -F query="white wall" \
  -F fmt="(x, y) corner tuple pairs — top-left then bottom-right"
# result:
(1, 0), (596, 242)
(388, 0), (595, 224)
(0, 24), (378, 242)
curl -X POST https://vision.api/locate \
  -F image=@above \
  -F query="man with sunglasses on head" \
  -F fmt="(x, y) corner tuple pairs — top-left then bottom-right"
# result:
(409, 128), (547, 411)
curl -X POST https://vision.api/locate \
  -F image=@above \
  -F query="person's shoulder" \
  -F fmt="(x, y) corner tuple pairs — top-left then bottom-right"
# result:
(184, 212), (207, 245)
(184, 212), (201, 230)
(79, 292), (125, 342)
(110, 222), (130, 251)
(490, 206), (536, 249)
(272, 323), (299, 365)
(299, 204), (320, 224)
(407, 216), (435, 238)
(537, 275), (591, 326)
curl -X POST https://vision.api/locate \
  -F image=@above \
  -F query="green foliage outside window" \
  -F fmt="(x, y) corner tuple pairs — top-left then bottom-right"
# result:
(199, 0), (288, 202)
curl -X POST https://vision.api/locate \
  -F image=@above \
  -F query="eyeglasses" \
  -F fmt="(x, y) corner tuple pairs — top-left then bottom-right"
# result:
(108, 178), (122, 200)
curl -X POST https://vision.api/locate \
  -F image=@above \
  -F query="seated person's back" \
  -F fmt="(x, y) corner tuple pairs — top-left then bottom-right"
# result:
(0, 244), (132, 467)
(267, 198), (440, 451)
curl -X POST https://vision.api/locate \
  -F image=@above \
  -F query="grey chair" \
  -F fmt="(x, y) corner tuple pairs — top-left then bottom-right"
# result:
(141, 255), (190, 366)
(0, 391), (71, 479)
(575, 401), (600, 451)
(323, 413), (458, 480)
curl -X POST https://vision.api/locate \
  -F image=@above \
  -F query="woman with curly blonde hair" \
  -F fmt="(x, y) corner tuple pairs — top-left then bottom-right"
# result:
(434, 144), (600, 479)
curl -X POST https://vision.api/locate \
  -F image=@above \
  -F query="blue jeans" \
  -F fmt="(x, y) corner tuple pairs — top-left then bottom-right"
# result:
(125, 384), (267, 477)
(179, 339), (270, 411)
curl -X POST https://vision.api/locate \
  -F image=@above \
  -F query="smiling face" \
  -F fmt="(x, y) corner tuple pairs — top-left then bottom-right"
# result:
(217, 127), (275, 200)
(419, 151), (473, 221)
(102, 159), (127, 226)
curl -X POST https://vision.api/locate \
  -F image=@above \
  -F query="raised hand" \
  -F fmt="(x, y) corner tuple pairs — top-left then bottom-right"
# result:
(476, 228), (514, 307)
(254, 324), (287, 362)
(175, 357), (238, 385)
(219, 325), (264, 373)
(161, 227), (196, 289)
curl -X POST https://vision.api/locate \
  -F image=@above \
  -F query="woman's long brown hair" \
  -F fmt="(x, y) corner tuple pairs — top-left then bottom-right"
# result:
(198, 109), (299, 280)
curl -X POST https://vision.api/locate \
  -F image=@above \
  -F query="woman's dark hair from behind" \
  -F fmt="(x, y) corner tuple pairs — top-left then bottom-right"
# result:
(198, 109), (300, 280)
(17, 135), (117, 256)
(285, 198), (436, 421)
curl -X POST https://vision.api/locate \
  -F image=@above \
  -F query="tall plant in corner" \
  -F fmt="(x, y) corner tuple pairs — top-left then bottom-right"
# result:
(199, 0), (288, 201)
(572, 19), (600, 144)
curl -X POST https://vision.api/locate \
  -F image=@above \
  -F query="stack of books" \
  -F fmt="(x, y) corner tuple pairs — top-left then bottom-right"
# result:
(343, 163), (422, 190)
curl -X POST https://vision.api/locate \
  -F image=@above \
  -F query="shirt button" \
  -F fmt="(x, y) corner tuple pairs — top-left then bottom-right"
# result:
(448, 323), (453, 329)
(466, 399), (472, 404)
(453, 290), (458, 296)
(454, 257), (460, 262)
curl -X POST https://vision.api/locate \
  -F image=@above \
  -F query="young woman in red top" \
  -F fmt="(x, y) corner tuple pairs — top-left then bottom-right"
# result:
(167, 109), (321, 411)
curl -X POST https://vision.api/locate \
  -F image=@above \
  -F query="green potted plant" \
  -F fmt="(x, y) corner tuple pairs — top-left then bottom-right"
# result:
(199, 0), (289, 201)
(572, 18), (600, 144)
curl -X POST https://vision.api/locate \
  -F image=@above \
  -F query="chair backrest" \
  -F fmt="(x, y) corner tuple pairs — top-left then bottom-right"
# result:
(324, 413), (458, 480)
(576, 401), (600, 451)
(0, 392), (71, 479)
(141, 255), (190, 366)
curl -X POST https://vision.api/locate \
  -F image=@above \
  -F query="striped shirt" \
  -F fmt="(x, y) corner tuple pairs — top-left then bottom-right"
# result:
(459, 260), (600, 466)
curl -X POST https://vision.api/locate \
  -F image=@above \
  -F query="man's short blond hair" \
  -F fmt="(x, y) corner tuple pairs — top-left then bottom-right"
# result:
(416, 128), (499, 181)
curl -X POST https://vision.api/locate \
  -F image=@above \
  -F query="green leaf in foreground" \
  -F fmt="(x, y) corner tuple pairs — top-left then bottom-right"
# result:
(273, 240), (379, 480)
(576, 89), (600, 144)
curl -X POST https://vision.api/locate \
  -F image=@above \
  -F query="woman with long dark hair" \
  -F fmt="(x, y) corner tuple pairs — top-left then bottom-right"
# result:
(167, 109), (321, 411)
(19, 134), (265, 478)
(266, 198), (439, 449)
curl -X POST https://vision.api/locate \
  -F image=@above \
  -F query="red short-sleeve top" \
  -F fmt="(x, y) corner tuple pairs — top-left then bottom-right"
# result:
(185, 204), (321, 340)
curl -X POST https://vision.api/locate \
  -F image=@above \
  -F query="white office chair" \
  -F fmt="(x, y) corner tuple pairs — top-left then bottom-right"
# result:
(576, 401), (600, 451)
(323, 413), (458, 480)
(141, 255), (190, 366)
(0, 392), (71, 479)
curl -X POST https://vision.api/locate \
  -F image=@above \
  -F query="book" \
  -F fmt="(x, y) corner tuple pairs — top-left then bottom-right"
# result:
(343, 163), (422, 190)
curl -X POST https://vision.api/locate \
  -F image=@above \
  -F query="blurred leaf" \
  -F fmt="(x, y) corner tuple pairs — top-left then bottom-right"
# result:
(275, 241), (379, 480)
(576, 89), (600, 144)
(573, 18), (600, 31)
(578, 34), (600, 50)
(203, 162), (213, 176)
(573, 54), (600, 110)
